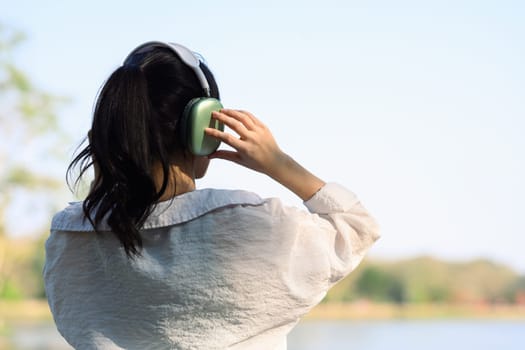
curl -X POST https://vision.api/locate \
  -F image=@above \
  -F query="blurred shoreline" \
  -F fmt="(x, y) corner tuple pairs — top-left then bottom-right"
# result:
(2, 299), (525, 328)
(3, 299), (524, 348)
(307, 301), (525, 320)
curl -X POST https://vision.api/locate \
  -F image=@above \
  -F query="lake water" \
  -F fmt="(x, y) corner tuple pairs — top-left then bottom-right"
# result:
(287, 320), (525, 350)
(3, 320), (524, 349)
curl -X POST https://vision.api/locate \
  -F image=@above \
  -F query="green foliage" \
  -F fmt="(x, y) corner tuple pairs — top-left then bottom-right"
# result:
(0, 23), (25, 54)
(326, 256), (524, 304)
(0, 23), (68, 300)
(30, 235), (47, 298)
(503, 276), (525, 303)
(355, 266), (406, 303)
(0, 23), (68, 235)
(0, 235), (47, 299)
(0, 280), (23, 300)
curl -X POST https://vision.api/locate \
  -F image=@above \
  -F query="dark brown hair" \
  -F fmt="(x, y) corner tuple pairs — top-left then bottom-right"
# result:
(68, 46), (220, 258)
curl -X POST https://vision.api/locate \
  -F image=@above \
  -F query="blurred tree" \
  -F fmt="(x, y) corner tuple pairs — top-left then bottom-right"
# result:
(326, 257), (523, 305)
(0, 23), (68, 298)
(354, 265), (407, 304)
(504, 276), (525, 304)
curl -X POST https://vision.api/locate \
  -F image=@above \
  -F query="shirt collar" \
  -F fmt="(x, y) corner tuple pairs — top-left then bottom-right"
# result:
(51, 188), (264, 232)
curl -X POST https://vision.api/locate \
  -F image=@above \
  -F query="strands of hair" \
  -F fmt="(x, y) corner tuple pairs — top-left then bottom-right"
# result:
(67, 46), (220, 258)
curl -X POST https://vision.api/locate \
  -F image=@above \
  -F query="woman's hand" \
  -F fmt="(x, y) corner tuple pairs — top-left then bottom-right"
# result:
(205, 109), (325, 201)
(205, 109), (285, 176)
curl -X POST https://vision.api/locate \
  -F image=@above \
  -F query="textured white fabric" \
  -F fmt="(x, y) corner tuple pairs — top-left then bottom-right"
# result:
(44, 183), (380, 349)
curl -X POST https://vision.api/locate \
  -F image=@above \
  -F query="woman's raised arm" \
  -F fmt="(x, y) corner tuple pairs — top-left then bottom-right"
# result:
(205, 109), (325, 201)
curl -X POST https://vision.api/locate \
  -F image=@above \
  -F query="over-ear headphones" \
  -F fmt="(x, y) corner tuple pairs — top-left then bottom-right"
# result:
(123, 41), (224, 156)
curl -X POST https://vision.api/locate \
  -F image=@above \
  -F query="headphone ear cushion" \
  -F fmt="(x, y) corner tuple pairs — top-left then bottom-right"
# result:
(180, 97), (200, 149)
(180, 97), (224, 156)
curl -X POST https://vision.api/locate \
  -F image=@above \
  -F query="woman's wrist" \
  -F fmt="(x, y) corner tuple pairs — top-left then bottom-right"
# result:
(266, 152), (325, 201)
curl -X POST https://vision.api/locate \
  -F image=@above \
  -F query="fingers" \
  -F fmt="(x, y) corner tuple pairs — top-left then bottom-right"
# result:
(204, 127), (244, 150)
(236, 110), (264, 128)
(206, 108), (269, 158)
(212, 109), (257, 134)
(223, 109), (257, 130)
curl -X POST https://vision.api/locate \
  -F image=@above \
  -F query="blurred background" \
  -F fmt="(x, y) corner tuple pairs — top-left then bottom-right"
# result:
(1, 0), (524, 349)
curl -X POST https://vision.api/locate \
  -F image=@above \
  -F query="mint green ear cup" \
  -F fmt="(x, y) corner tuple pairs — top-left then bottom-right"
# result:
(182, 97), (224, 156)
(124, 42), (223, 156)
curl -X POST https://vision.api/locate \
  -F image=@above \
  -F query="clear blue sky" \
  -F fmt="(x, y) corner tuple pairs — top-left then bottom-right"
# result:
(4, 0), (525, 272)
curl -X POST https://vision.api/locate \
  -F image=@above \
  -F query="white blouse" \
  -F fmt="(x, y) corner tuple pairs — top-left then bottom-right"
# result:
(44, 183), (380, 350)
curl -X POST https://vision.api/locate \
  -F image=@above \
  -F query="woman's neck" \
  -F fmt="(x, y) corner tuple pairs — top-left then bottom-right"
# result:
(154, 163), (196, 202)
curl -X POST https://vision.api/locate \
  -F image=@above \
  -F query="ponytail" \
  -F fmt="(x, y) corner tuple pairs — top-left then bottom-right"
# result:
(68, 47), (220, 258)
(68, 64), (170, 258)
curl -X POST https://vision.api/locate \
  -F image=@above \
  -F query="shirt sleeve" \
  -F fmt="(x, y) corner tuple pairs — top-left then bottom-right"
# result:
(304, 182), (380, 278)
(275, 182), (380, 305)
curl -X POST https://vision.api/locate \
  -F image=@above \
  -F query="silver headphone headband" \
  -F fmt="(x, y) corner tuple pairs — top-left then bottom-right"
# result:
(123, 41), (211, 97)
